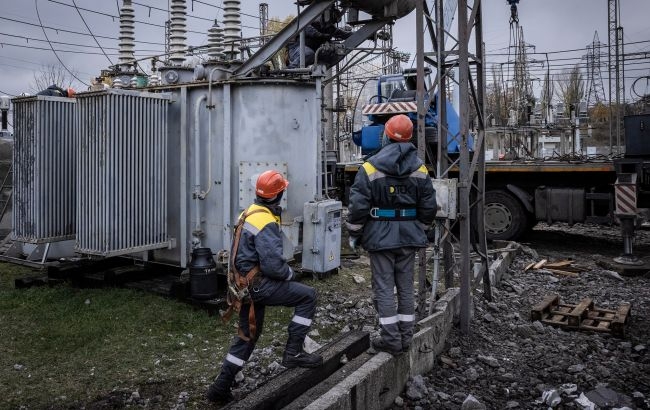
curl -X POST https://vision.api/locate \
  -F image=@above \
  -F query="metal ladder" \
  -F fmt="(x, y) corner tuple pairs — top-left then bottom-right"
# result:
(0, 162), (13, 222)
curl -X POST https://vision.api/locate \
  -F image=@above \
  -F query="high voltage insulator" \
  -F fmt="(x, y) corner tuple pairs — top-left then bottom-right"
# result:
(169, 0), (188, 65)
(222, 0), (241, 60)
(207, 19), (225, 61)
(118, 0), (136, 68)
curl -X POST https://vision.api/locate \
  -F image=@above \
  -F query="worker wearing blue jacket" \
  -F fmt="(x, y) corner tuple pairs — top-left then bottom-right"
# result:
(346, 114), (437, 356)
(207, 170), (322, 404)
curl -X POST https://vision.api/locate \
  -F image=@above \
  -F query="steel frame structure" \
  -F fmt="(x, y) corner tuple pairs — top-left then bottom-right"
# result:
(415, 0), (489, 334)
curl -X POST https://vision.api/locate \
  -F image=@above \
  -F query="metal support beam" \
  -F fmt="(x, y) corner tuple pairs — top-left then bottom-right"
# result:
(233, 0), (335, 77)
(457, 0), (472, 335)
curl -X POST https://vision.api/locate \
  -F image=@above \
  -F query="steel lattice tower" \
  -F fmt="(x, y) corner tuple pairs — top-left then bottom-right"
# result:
(608, 0), (624, 152)
(259, 3), (268, 44)
(585, 31), (606, 108)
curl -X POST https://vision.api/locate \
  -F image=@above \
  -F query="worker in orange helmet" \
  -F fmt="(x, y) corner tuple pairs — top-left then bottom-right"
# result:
(207, 170), (322, 404)
(36, 84), (76, 98)
(346, 114), (437, 356)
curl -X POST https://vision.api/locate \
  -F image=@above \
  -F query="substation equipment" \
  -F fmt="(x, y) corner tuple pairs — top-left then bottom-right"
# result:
(4, 0), (417, 284)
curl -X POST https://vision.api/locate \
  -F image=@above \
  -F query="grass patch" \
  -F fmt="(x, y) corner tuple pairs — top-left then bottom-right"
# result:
(0, 261), (369, 408)
(0, 262), (245, 408)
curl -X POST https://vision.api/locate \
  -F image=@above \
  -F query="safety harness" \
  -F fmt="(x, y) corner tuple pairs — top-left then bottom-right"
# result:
(221, 207), (271, 342)
(369, 207), (417, 220)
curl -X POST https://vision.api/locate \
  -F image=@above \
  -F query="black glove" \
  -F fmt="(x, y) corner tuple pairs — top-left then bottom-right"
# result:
(316, 32), (332, 41)
(348, 236), (360, 252)
(337, 28), (353, 39)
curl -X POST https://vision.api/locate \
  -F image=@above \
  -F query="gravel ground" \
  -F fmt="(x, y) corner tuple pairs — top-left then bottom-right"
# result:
(223, 223), (650, 409)
(398, 224), (650, 410)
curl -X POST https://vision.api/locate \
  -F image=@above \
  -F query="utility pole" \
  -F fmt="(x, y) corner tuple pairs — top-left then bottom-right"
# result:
(259, 3), (268, 45)
(608, 0), (624, 154)
(424, 0), (488, 334)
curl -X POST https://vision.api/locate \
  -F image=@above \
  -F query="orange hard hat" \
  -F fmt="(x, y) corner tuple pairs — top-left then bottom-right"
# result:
(384, 114), (413, 142)
(256, 170), (289, 199)
(67, 88), (76, 98)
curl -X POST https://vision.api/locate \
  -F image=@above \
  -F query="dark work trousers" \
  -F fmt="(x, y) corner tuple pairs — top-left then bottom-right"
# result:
(287, 44), (315, 68)
(369, 247), (417, 352)
(215, 277), (317, 386)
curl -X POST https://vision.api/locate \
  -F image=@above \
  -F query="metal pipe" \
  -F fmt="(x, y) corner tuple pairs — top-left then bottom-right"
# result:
(202, 66), (224, 199)
(269, 68), (312, 75)
(222, 84), (233, 252)
(193, 94), (207, 247)
(315, 76), (323, 199)
(180, 86), (188, 267)
(299, 31), (306, 67)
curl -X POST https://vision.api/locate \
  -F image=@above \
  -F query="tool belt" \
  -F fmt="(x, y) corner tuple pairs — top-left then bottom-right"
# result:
(221, 208), (270, 342)
(369, 207), (417, 220)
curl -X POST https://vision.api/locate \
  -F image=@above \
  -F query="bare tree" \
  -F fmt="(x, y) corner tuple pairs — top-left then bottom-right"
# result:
(484, 65), (511, 126)
(540, 69), (555, 124)
(266, 16), (294, 69)
(30, 64), (81, 94)
(557, 64), (585, 117)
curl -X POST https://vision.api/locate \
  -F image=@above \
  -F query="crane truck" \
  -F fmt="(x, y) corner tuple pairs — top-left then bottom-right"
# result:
(336, 70), (650, 265)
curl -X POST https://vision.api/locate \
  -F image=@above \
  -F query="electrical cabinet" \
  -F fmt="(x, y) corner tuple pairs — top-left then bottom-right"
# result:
(301, 200), (342, 273)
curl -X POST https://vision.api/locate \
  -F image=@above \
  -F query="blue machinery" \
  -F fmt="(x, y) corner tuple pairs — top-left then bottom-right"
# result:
(352, 71), (465, 156)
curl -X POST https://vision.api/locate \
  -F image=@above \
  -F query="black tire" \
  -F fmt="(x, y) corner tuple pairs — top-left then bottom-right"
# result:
(484, 190), (528, 241)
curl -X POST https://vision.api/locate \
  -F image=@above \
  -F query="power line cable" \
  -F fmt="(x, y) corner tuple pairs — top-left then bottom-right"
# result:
(0, 16), (165, 46)
(130, 0), (213, 22)
(48, 0), (206, 34)
(190, 0), (287, 26)
(486, 39), (650, 56)
(0, 40), (162, 56)
(35, 0), (89, 86)
(48, 0), (260, 34)
(71, 0), (114, 65)
(0, 32), (162, 53)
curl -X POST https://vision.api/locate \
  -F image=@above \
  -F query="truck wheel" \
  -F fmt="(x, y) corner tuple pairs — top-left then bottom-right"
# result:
(485, 190), (528, 241)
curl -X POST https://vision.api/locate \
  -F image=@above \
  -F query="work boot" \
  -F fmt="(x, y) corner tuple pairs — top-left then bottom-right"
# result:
(206, 381), (234, 404)
(371, 338), (403, 356)
(281, 350), (323, 368)
(207, 361), (239, 404)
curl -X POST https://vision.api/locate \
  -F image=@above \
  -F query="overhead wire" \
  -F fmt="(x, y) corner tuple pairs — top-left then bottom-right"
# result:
(190, 0), (287, 26)
(0, 32), (163, 53)
(47, 0), (208, 35)
(0, 16), (165, 46)
(49, 0), (263, 33)
(71, 0), (114, 65)
(34, 0), (89, 86)
(0, 41), (163, 56)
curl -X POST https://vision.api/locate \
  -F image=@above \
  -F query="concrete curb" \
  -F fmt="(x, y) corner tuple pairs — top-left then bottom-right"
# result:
(300, 243), (519, 410)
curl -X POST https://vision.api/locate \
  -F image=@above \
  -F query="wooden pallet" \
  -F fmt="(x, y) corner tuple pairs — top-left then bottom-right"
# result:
(531, 294), (632, 337)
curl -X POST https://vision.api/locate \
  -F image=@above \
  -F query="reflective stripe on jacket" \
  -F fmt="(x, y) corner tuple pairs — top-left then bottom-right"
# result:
(234, 203), (293, 281)
(346, 142), (437, 251)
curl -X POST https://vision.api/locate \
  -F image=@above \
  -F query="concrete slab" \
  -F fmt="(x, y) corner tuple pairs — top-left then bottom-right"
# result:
(224, 331), (369, 410)
(304, 352), (409, 410)
(300, 289), (461, 410)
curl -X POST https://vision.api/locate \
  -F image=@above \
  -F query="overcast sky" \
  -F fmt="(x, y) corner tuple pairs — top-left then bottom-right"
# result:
(0, 0), (648, 101)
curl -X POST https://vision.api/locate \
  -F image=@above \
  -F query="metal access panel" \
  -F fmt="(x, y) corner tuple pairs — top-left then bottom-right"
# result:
(238, 161), (288, 211)
(432, 178), (457, 219)
(12, 95), (76, 243)
(75, 89), (172, 256)
(302, 200), (342, 273)
(535, 187), (585, 224)
(624, 114), (650, 157)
